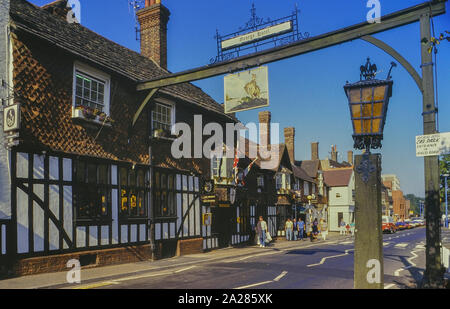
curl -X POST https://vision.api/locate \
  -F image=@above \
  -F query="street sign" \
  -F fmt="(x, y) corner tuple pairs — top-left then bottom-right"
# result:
(221, 21), (293, 51)
(416, 132), (450, 157)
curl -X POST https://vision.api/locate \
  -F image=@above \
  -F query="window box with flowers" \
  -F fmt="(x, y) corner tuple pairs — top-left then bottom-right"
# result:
(72, 105), (115, 127)
(72, 62), (113, 127)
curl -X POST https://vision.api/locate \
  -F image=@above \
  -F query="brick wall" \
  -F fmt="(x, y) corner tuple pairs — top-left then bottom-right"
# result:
(9, 245), (153, 277)
(176, 238), (203, 256)
(137, 3), (170, 69)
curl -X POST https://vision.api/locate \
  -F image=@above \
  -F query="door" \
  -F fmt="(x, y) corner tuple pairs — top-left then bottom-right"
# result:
(211, 207), (233, 248)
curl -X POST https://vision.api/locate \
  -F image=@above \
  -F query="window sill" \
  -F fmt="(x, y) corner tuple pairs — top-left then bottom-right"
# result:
(76, 217), (113, 225)
(72, 107), (113, 128)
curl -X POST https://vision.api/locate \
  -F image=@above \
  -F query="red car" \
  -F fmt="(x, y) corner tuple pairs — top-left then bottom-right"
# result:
(382, 216), (397, 234)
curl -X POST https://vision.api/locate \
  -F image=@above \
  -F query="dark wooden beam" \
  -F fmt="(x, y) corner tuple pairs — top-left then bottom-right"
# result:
(137, 1), (446, 91)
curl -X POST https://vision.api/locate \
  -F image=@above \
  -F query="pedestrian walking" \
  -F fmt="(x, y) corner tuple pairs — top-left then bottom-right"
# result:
(293, 218), (298, 241)
(311, 218), (319, 242)
(340, 220), (346, 235)
(350, 222), (355, 236)
(285, 218), (293, 241)
(256, 216), (268, 248)
(298, 218), (305, 241)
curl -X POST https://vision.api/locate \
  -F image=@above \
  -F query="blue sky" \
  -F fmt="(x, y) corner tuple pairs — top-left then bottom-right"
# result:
(28, 0), (450, 197)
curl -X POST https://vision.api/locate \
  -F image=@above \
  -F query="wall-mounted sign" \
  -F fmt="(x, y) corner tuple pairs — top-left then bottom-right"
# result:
(224, 66), (269, 114)
(416, 132), (450, 157)
(202, 213), (212, 226)
(221, 21), (293, 51)
(3, 103), (20, 132)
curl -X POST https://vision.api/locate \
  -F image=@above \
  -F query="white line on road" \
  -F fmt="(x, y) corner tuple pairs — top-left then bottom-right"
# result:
(234, 271), (288, 289)
(307, 249), (354, 267)
(384, 283), (396, 289)
(234, 281), (273, 290)
(383, 242), (390, 246)
(395, 243), (409, 248)
(273, 271), (288, 282)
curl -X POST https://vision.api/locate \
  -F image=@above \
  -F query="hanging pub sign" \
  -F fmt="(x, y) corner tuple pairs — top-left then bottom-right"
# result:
(3, 103), (20, 133)
(224, 66), (269, 114)
(211, 4), (309, 64)
(221, 21), (293, 51)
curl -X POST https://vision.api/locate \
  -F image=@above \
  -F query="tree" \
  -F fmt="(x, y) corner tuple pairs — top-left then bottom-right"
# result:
(405, 194), (424, 217)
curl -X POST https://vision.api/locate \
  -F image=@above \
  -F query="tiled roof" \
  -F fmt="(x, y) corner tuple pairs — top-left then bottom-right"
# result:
(323, 168), (353, 187)
(295, 160), (320, 179)
(9, 0), (234, 121)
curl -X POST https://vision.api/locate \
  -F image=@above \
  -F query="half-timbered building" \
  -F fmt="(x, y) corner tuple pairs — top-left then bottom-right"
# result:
(0, 0), (237, 276)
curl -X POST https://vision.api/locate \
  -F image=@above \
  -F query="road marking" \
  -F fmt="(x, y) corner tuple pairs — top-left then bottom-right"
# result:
(72, 265), (197, 289)
(384, 283), (396, 289)
(383, 242), (390, 246)
(307, 249), (354, 267)
(340, 241), (353, 245)
(73, 281), (120, 289)
(395, 243), (409, 248)
(234, 281), (273, 290)
(393, 242), (425, 277)
(273, 271), (288, 282)
(234, 271), (288, 289)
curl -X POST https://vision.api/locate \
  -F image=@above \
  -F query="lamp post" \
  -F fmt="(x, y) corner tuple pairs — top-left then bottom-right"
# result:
(344, 58), (395, 289)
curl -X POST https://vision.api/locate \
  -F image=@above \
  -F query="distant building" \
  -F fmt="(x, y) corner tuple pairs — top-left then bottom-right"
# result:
(323, 168), (355, 232)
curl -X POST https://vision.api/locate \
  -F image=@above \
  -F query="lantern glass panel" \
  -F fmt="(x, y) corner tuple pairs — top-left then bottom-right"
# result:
(373, 102), (383, 118)
(353, 119), (362, 134)
(362, 103), (372, 118)
(374, 86), (386, 101)
(363, 119), (372, 134)
(352, 104), (361, 118)
(372, 119), (382, 134)
(362, 88), (373, 102)
(349, 89), (361, 103)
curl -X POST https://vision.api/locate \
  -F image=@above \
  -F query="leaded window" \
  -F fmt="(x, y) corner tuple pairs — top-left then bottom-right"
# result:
(120, 167), (147, 218)
(152, 103), (173, 133)
(73, 160), (111, 220)
(75, 71), (107, 112)
(154, 171), (176, 217)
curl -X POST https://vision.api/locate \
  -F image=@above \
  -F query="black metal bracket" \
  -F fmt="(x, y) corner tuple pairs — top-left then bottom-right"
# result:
(355, 151), (376, 184)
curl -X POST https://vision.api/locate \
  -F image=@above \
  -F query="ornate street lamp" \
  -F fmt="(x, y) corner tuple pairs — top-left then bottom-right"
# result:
(344, 58), (396, 152)
(344, 58), (396, 183)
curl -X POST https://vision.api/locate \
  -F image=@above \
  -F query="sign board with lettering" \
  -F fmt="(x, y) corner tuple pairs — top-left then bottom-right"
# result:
(416, 132), (450, 157)
(221, 21), (293, 51)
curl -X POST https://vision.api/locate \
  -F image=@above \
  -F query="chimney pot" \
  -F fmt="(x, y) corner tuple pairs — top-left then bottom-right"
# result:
(284, 127), (295, 164)
(137, 0), (170, 69)
(259, 111), (271, 147)
(347, 151), (354, 166)
(311, 142), (319, 161)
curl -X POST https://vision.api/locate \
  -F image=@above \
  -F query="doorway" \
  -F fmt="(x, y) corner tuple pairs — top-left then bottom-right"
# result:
(211, 206), (234, 248)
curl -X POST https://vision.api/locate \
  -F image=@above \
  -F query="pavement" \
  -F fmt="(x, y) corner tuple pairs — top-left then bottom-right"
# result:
(0, 231), (350, 289)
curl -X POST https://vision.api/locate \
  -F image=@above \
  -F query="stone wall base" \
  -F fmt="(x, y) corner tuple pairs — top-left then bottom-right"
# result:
(8, 244), (153, 277)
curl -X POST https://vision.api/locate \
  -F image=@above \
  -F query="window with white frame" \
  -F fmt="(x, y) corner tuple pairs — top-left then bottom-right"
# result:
(304, 181), (310, 196)
(152, 102), (174, 133)
(276, 174), (283, 190)
(257, 175), (265, 188)
(73, 62), (110, 114)
(285, 174), (291, 189)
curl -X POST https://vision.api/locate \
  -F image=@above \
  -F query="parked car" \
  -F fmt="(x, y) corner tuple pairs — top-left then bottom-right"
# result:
(396, 221), (406, 230)
(382, 216), (397, 234)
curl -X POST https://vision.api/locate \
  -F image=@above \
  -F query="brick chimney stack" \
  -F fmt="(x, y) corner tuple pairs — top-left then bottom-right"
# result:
(311, 142), (319, 161)
(331, 145), (338, 162)
(137, 0), (170, 69)
(347, 150), (354, 166)
(284, 127), (295, 164)
(259, 111), (271, 147)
